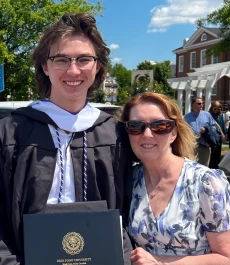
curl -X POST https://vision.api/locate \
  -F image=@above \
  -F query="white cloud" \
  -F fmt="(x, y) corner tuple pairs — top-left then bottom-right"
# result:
(111, 57), (122, 64)
(148, 0), (223, 33)
(108, 44), (120, 50)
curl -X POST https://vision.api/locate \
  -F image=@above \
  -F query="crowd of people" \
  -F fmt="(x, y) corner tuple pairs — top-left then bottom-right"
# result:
(0, 11), (230, 265)
(184, 98), (229, 170)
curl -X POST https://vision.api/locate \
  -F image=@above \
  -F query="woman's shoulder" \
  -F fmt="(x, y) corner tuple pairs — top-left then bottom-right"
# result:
(184, 158), (228, 185)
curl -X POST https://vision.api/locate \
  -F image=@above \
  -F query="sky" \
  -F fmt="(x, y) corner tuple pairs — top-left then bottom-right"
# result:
(91, 0), (224, 70)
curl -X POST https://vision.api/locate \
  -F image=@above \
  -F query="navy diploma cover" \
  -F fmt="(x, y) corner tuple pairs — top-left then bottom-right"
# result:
(23, 204), (123, 265)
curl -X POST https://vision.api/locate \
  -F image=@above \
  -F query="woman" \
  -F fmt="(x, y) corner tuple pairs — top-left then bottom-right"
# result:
(209, 101), (226, 169)
(120, 92), (230, 265)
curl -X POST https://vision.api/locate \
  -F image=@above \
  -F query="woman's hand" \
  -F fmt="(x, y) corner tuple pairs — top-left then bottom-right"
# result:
(130, 247), (161, 265)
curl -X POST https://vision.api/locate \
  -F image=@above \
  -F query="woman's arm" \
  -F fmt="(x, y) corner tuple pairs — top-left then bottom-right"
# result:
(130, 230), (230, 265)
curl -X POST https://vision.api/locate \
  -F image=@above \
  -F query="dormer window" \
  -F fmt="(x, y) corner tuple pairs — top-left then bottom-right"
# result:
(201, 33), (207, 41)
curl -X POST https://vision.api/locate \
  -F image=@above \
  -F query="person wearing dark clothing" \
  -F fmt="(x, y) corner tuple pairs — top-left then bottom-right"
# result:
(0, 13), (132, 265)
(209, 101), (226, 169)
(184, 97), (217, 167)
(228, 125), (230, 148)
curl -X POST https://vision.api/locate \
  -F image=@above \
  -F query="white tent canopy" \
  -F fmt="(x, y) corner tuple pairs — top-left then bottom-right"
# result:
(167, 61), (230, 114)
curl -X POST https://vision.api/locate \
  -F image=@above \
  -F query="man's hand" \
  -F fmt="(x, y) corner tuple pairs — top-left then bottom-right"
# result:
(200, 127), (206, 133)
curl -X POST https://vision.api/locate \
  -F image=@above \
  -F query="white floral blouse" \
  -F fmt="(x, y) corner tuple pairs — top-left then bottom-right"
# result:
(128, 158), (230, 256)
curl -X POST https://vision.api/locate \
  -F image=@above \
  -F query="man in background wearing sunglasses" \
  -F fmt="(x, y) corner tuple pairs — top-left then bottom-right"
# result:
(184, 97), (217, 166)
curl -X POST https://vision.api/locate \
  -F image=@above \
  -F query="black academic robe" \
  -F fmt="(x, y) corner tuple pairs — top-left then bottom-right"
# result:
(0, 107), (133, 265)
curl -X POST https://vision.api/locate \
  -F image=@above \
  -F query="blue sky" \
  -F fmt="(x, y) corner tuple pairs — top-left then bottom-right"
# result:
(91, 0), (224, 70)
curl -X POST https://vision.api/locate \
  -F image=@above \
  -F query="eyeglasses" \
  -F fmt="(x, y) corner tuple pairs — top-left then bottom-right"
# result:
(196, 102), (204, 105)
(48, 55), (98, 70)
(125, 119), (176, 135)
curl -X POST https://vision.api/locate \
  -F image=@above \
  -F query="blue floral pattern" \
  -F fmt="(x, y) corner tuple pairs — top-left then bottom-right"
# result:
(128, 158), (230, 256)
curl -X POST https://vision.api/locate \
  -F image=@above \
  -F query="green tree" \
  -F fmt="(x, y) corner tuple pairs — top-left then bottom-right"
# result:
(137, 61), (155, 71)
(154, 61), (175, 97)
(196, 0), (230, 56)
(116, 87), (130, 105)
(0, 0), (104, 100)
(111, 63), (131, 89)
(135, 60), (175, 97)
(111, 63), (131, 105)
(93, 88), (106, 103)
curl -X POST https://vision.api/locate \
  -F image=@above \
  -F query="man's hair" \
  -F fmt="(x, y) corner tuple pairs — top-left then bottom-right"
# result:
(32, 13), (110, 98)
(120, 92), (197, 161)
(191, 97), (202, 105)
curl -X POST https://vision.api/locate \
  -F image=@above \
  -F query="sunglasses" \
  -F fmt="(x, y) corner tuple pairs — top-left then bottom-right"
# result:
(125, 119), (176, 135)
(196, 102), (204, 105)
(213, 108), (221, 111)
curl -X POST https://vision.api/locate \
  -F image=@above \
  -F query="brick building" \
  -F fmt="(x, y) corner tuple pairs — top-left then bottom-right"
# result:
(168, 27), (230, 114)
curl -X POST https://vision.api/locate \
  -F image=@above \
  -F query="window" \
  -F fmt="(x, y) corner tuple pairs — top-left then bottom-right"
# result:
(201, 33), (207, 41)
(200, 49), (206, 67)
(179, 55), (184, 72)
(212, 84), (217, 96)
(190, 52), (196, 69)
(212, 55), (218, 64)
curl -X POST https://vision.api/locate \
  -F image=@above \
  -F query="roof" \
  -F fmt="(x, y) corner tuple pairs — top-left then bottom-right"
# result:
(205, 27), (221, 36)
(172, 26), (221, 53)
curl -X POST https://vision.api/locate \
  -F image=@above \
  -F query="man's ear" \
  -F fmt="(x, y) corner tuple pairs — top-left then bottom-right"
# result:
(96, 62), (101, 74)
(42, 63), (49, 76)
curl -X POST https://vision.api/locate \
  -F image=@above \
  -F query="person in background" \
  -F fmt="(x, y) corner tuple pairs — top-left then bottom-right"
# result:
(120, 92), (230, 265)
(223, 106), (230, 141)
(184, 97), (217, 167)
(0, 13), (132, 265)
(208, 101), (227, 169)
(228, 124), (230, 148)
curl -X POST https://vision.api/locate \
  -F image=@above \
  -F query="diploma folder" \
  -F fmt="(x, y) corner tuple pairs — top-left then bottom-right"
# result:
(23, 202), (124, 265)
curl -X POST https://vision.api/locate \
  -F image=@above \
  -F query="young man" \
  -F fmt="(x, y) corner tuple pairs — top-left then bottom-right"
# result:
(184, 97), (217, 166)
(0, 13), (132, 265)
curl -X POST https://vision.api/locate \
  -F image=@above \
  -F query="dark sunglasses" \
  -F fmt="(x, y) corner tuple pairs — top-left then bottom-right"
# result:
(196, 102), (204, 105)
(213, 108), (221, 111)
(125, 119), (176, 135)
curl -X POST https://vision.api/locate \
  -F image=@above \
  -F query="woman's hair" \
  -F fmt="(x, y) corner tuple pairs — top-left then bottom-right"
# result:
(209, 101), (223, 113)
(32, 13), (110, 98)
(120, 92), (197, 160)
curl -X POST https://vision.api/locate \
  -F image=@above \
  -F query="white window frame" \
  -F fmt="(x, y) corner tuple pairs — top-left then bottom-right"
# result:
(200, 49), (206, 67)
(212, 55), (218, 64)
(211, 84), (217, 96)
(190, 52), (196, 69)
(201, 33), (207, 41)
(179, 55), (184, 72)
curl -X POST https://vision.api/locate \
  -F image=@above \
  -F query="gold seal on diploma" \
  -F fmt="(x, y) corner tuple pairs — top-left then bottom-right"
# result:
(62, 232), (84, 255)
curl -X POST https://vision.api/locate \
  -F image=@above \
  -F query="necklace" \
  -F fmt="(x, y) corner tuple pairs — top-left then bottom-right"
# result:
(144, 169), (166, 200)
(148, 185), (162, 199)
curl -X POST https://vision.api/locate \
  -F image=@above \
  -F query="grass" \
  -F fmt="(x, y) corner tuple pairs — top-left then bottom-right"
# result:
(222, 145), (229, 152)
(221, 144), (229, 161)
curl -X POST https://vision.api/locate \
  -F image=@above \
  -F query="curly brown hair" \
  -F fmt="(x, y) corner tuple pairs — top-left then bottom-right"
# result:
(120, 92), (197, 160)
(32, 13), (110, 98)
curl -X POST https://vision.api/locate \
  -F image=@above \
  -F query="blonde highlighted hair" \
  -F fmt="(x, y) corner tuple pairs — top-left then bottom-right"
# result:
(120, 92), (197, 160)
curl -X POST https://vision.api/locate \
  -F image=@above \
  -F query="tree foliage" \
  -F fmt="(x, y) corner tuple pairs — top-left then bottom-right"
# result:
(93, 88), (106, 103)
(134, 60), (175, 97)
(0, 0), (104, 100)
(109, 63), (131, 105)
(196, 0), (230, 56)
